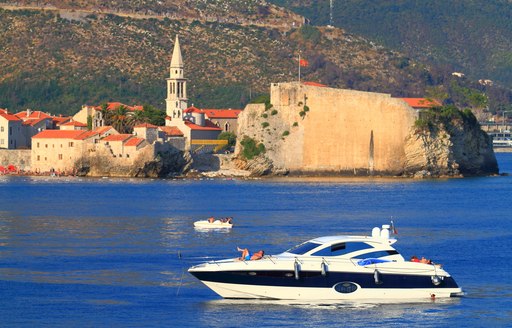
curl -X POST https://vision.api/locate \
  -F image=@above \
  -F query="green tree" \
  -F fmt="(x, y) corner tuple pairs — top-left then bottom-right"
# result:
(468, 92), (488, 110)
(128, 109), (147, 130)
(112, 105), (129, 133)
(87, 115), (92, 130)
(218, 132), (237, 148)
(142, 105), (166, 126)
(100, 103), (112, 126)
(425, 85), (448, 104)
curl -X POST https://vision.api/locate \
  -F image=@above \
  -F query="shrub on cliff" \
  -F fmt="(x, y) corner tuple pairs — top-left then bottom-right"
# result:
(240, 136), (266, 160)
(415, 105), (479, 133)
(250, 94), (272, 110)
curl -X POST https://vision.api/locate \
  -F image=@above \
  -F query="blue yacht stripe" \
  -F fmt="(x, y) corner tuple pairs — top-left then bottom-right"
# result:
(189, 270), (459, 289)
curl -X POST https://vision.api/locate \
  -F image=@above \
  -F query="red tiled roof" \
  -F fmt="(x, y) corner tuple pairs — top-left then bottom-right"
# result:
(15, 110), (52, 120)
(96, 126), (116, 134)
(61, 121), (87, 127)
(134, 123), (158, 128)
(74, 126), (117, 140)
(32, 130), (86, 139)
(0, 109), (21, 121)
(75, 130), (98, 140)
(102, 134), (133, 142)
(21, 117), (49, 126)
(303, 81), (327, 87)
(203, 109), (242, 119)
(184, 106), (203, 114)
(159, 126), (184, 137)
(125, 137), (144, 147)
(184, 120), (222, 131)
(53, 116), (72, 125)
(400, 98), (441, 108)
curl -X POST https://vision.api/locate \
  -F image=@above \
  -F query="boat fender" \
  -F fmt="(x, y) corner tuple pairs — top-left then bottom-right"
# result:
(431, 275), (443, 286)
(374, 269), (383, 285)
(321, 260), (328, 276)
(294, 259), (300, 280)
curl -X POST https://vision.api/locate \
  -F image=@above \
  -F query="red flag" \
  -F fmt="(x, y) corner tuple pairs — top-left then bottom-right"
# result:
(299, 59), (309, 67)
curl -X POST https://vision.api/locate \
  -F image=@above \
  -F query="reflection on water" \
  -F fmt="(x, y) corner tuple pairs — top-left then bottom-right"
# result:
(0, 153), (511, 327)
(198, 298), (463, 327)
(205, 297), (461, 308)
(192, 227), (233, 234)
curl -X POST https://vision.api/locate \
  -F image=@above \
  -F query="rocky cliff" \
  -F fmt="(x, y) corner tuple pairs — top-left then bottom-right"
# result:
(75, 146), (192, 178)
(235, 82), (498, 177)
(404, 108), (498, 177)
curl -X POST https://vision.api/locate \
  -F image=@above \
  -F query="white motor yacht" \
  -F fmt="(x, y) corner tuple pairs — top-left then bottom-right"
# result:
(188, 224), (463, 300)
(489, 131), (512, 148)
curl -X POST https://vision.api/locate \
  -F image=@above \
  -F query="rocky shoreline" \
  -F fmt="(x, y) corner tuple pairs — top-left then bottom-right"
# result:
(1, 149), (507, 180)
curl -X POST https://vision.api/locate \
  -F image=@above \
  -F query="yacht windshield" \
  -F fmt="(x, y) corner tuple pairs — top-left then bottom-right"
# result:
(311, 242), (373, 257)
(286, 242), (321, 255)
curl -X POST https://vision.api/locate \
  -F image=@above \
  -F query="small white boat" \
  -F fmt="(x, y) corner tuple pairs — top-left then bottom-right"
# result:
(189, 223), (463, 300)
(194, 219), (233, 229)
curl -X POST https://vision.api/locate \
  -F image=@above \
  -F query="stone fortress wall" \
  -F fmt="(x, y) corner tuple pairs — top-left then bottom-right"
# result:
(237, 82), (419, 175)
(0, 149), (31, 171)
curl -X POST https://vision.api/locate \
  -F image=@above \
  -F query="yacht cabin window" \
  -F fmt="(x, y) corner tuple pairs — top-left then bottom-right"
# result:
(286, 242), (321, 255)
(311, 242), (372, 257)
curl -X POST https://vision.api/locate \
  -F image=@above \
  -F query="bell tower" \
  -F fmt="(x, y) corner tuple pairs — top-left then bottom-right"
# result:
(166, 35), (188, 126)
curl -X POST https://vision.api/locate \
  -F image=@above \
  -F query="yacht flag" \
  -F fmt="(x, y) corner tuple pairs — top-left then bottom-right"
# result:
(391, 220), (398, 234)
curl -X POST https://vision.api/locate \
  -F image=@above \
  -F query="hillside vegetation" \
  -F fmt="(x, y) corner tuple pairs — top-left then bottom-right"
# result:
(270, 0), (512, 100)
(0, 0), (510, 117)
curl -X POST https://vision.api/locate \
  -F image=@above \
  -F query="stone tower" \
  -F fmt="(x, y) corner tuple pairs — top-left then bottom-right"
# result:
(166, 35), (188, 126)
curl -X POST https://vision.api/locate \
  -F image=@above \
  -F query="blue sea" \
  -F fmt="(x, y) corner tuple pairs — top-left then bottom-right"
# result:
(1, 154), (511, 327)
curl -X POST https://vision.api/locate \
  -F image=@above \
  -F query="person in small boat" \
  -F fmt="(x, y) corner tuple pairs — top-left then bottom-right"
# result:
(237, 247), (251, 261)
(221, 217), (233, 224)
(250, 250), (264, 261)
(208, 217), (215, 223)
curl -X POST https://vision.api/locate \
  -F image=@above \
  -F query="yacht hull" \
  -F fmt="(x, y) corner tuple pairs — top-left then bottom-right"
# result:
(189, 268), (462, 300)
(200, 280), (462, 300)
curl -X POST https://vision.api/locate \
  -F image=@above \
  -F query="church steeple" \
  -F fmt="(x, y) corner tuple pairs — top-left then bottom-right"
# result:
(170, 35), (183, 70)
(166, 35), (188, 126)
